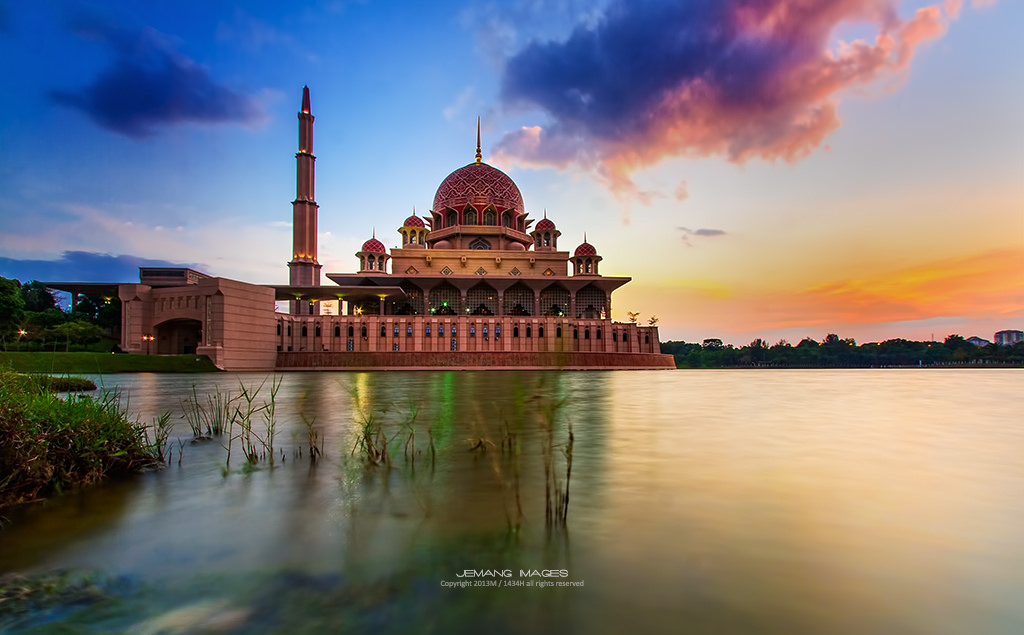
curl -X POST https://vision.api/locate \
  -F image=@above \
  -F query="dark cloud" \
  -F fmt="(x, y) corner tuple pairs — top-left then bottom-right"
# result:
(0, 251), (205, 283)
(496, 0), (957, 198)
(50, 11), (263, 137)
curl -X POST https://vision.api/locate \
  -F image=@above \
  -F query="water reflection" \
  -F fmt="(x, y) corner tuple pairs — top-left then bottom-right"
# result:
(1, 370), (1022, 634)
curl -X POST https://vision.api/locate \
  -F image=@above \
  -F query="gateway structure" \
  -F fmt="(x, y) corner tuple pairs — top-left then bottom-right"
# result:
(69, 88), (673, 370)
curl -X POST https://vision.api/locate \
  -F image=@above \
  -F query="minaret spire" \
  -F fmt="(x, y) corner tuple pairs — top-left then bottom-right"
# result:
(288, 86), (321, 314)
(475, 117), (482, 164)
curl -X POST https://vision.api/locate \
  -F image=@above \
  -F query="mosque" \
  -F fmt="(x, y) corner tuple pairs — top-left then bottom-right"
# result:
(57, 88), (673, 371)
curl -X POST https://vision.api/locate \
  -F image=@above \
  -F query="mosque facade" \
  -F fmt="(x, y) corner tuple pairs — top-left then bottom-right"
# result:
(73, 87), (673, 371)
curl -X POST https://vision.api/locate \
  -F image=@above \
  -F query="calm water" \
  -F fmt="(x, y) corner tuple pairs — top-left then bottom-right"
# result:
(1, 369), (1022, 634)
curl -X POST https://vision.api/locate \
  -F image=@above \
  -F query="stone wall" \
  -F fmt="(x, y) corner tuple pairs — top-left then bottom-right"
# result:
(276, 350), (676, 370)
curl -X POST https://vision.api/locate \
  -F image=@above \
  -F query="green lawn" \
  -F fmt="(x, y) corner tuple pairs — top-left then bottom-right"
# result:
(0, 352), (220, 374)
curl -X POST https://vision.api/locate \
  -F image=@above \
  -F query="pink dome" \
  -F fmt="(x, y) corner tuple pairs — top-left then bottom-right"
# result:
(361, 237), (386, 253)
(574, 242), (597, 257)
(433, 162), (524, 217)
(402, 215), (425, 228)
(535, 217), (556, 231)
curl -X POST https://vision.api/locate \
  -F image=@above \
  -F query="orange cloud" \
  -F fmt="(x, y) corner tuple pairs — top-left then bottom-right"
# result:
(498, 0), (965, 200)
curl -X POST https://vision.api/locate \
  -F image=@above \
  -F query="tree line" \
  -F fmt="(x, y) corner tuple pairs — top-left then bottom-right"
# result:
(662, 333), (1024, 368)
(0, 277), (120, 351)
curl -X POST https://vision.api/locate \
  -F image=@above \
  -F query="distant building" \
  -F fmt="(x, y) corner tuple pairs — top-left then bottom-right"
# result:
(49, 87), (674, 371)
(994, 330), (1023, 346)
(966, 336), (991, 347)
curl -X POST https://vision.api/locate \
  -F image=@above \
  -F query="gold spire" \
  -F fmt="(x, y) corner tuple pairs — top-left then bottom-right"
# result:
(475, 117), (482, 163)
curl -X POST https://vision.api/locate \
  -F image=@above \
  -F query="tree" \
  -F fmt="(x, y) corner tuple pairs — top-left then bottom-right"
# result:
(0, 277), (25, 341)
(49, 321), (105, 350)
(20, 280), (57, 312)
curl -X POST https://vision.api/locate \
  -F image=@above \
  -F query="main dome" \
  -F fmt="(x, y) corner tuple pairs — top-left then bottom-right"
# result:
(432, 162), (525, 217)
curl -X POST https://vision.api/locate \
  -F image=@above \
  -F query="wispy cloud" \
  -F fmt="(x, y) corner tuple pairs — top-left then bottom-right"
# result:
(495, 0), (964, 199)
(677, 226), (728, 246)
(443, 86), (476, 121)
(51, 9), (264, 137)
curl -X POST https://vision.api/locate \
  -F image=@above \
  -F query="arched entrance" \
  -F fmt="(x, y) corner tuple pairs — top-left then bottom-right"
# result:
(154, 318), (203, 354)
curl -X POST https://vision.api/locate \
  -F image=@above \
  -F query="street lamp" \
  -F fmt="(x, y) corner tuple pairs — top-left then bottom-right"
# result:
(142, 334), (154, 354)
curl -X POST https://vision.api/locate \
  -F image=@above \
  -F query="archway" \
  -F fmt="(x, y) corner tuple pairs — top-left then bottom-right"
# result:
(154, 318), (202, 354)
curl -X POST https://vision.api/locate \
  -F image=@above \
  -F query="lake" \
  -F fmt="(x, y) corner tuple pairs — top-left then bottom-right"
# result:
(1, 369), (1022, 634)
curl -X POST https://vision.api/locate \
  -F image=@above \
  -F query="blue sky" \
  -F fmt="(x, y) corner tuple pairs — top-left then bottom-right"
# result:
(1, 0), (1021, 345)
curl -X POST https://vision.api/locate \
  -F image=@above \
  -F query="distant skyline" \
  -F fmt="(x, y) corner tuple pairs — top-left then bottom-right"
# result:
(1, 0), (1021, 345)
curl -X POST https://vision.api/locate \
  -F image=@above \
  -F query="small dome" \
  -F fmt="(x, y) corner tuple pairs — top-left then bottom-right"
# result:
(361, 237), (386, 253)
(433, 239), (453, 249)
(574, 241), (597, 257)
(509, 242), (526, 251)
(403, 215), (425, 228)
(535, 217), (556, 231)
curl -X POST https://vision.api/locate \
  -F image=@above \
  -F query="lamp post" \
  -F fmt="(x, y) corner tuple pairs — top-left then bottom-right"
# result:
(142, 334), (154, 355)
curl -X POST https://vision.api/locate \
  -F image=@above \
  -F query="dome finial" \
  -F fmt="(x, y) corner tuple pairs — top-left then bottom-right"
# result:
(543, 209), (548, 219)
(475, 117), (482, 164)
(372, 227), (376, 239)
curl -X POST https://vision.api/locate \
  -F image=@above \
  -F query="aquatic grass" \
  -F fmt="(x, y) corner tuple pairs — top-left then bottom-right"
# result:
(0, 369), (159, 511)
(181, 385), (237, 440)
(148, 412), (173, 464)
(301, 414), (323, 463)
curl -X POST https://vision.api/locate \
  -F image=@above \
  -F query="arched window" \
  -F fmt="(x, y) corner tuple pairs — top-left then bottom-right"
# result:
(556, 326), (562, 338)
(429, 282), (460, 315)
(584, 328), (590, 340)
(419, 231), (425, 244)
(573, 329), (579, 339)
(535, 235), (542, 247)
(503, 283), (532, 316)
(467, 282), (498, 316)
(361, 326), (367, 338)
(540, 284), (570, 317)
(406, 326), (412, 337)
(393, 326), (399, 337)
(483, 209), (496, 225)
(465, 208), (478, 225)
(367, 255), (375, 270)
(380, 325), (386, 337)
(469, 238), (492, 250)
(513, 326), (520, 338)
(526, 326), (532, 338)
(301, 325), (308, 337)
(335, 325), (341, 337)
(645, 334), (650, 344)
(287, 325), (292, 336)
(315, 324), (321, 337)
(596, 328), (602, 340)
(501, 211), (512, 227)
(539, 326), (544, 338)
(544, 233), (551, 247)
(585, 258), (593, 274)
(403, 232), (409, 245)
(276, 323), (281, 336)
(347, 326), (354, 337)
(447, 210), (458, 227)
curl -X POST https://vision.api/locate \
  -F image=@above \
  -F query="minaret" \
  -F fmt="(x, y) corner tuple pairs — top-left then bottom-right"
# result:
(288, 85), (321, 315)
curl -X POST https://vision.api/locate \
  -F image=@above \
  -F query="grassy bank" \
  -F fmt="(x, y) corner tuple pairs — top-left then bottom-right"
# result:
(0, 370), (159, 513)
(0, 352), (219, 374)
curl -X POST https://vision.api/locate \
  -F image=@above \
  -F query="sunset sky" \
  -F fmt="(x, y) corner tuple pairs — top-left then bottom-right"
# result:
(0, 0), (1020, 346)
